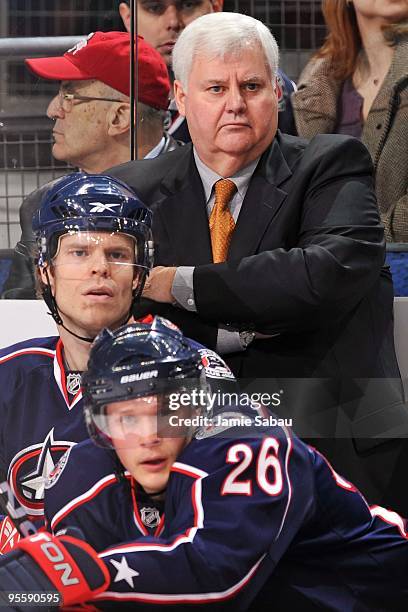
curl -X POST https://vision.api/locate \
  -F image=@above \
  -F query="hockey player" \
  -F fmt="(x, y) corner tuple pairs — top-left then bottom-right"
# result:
(0, 174), (237, 551)
(0, 318), (406, 610)
(0, 172), (153, 544)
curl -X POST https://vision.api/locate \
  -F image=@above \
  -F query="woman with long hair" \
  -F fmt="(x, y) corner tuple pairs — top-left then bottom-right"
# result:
(292, 0), (408, 241)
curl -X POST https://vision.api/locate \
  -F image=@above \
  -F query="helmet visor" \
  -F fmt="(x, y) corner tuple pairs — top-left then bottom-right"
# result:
(86, 379), (211, 449)
(50, 230), (148, 281)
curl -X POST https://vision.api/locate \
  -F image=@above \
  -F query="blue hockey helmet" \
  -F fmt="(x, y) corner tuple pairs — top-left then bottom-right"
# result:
(82, 316), (210, 448)
(32, 173), (153, 338)
(32, 172), (153, 273)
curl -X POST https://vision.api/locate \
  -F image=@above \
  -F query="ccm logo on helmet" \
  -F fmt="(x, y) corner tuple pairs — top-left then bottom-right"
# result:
(120, 370), (158, 384)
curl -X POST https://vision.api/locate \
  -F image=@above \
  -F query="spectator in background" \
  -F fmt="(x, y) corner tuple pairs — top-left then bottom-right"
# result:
(119, 1), (298, 137)
(2, 32), (174, 299)
(291, 0), (408, 242)
(108, 12), (407, 515)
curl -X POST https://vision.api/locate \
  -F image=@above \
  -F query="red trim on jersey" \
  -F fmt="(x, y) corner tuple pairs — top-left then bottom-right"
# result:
(154, 512), (165, 537)
(369, 505), (408, 539)
(96, 553), (267, 604)
(275, 426), (293, 539)
(171, 462), (208, 480)
(100, 463), (205, 558)
(131, 480), (148, 537)
(55, 339), (82, 408)
(313, 447), (358, 493)
(0, 346), (55, 364)
(51, 474), (119, 531)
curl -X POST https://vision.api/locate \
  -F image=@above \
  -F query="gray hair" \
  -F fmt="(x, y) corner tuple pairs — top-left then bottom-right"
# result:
(172, 12), (279, 89)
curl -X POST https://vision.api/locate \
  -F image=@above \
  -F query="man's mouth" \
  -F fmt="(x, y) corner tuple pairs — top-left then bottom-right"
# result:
(158, 41), (176, 52)
(140, 458), (167, 471)
(84, 286), (114, 299)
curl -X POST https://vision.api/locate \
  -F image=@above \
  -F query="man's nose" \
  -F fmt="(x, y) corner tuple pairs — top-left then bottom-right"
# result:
(164, 4), (184, 31)
(225, 85), (246, 114)
(90, 251), (110, 276)
(47, 94), (64, 120)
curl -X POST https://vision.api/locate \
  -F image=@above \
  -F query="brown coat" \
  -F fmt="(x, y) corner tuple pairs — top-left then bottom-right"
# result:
(292, 38), (408, 242)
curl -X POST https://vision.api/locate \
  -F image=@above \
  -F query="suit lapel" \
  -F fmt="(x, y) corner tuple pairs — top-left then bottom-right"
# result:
(156, 146), (213, 265)
(228, 138), (292, 260)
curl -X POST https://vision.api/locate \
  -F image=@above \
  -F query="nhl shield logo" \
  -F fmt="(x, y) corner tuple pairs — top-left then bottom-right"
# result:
(66, 373), (81, 396)
(140, 507), (161, 528)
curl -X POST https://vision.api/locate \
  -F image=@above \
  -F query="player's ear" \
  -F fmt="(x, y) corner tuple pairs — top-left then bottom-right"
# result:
(107, 102), (130, 136)
(119, 2), (131, 32)
(38, 264), (55, 291)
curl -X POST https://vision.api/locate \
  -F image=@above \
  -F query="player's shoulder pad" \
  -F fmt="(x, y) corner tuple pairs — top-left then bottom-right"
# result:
(0, 335), (58, 362)
(44, 440), (117, 517)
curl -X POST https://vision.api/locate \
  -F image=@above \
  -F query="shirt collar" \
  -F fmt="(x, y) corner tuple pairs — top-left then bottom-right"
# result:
(193, 148), (260, 203)
(144, 136), (166, 159)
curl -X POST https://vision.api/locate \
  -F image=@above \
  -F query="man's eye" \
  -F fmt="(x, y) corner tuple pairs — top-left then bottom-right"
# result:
(120, 415), (138, 428)
(108, 251), (132, 262)
(244, 83), (260, 91)
(181, 0), (202, 10)
(143, 2), (165, 14)
(209, 85), (223, 93)
(70, 249), (87, 257)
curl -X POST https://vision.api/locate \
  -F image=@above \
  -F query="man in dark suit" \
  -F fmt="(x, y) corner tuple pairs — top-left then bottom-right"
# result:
(107, 12), (407, 513)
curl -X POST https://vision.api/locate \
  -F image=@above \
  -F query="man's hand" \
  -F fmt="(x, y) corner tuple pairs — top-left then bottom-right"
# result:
(142, 266), (177, 304)
(0, 531), (109, 608)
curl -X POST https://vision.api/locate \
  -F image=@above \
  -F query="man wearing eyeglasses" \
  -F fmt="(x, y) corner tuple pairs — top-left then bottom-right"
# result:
(2, 32), (177, 299)
(27, 31), (172, 172)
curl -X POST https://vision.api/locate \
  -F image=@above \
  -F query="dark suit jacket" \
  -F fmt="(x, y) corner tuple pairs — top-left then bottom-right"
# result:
(1, 133), (182, 299)
(107, 132), (408, 512)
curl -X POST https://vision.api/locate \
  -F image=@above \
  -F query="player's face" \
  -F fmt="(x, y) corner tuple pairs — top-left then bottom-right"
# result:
(107, 396), (187, 494)
(174, 45), (278, 171)
(40, 232), (139, 338)
(46, 80), (120, 172)
(119, 1), (224, 67)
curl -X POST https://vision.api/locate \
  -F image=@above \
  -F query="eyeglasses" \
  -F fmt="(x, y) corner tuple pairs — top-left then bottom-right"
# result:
(57, 91), (125, 113)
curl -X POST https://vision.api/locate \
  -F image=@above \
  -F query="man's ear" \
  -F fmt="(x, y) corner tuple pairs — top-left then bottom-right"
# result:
(119, 2), (131, 32)
(173, 80), (187, 117)
(38, 264), (54, 291)
(211, 0), (224, 11)
(107, 102), (130, 136)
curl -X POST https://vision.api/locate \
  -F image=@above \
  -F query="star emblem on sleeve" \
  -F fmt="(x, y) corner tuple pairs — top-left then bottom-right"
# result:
(110, 556), (139, 588)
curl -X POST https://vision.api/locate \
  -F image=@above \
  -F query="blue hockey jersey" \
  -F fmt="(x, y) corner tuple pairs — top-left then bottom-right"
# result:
(0, 336), (85, 519)
(44, 413), (408, 611)
(0, 333), (235, 522)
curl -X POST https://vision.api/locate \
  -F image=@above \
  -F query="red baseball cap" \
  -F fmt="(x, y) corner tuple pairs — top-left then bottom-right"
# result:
(25, 32), (170, 110)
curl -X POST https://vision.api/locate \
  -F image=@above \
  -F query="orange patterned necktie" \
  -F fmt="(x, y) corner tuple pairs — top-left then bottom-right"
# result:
(209, 179), (237, 263)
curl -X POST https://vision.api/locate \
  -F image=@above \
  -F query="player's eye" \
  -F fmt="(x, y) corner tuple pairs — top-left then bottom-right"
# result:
(69, 248), (88, 258)
(107, 250), (131, 262)
(120, 414), (138, 428)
